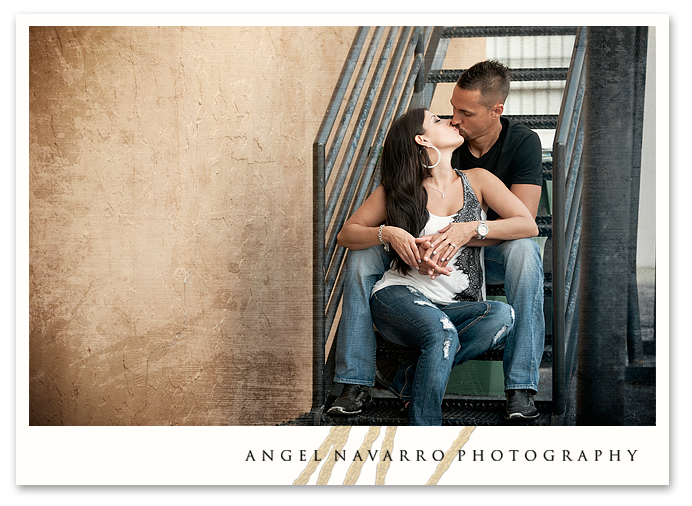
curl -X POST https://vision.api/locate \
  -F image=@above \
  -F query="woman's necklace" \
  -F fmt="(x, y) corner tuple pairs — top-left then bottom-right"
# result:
(423, 174), (455, 198)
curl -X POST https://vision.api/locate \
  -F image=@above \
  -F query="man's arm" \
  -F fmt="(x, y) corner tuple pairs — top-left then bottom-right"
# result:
(509, 183), (541, 219)
(463, 182), (541, 247)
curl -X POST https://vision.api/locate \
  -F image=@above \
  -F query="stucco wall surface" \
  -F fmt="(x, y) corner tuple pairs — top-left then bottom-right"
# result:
(29, 26), (357, 425)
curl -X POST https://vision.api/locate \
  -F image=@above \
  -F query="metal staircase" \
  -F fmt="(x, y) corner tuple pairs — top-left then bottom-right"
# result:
(284, 25), (651, 427)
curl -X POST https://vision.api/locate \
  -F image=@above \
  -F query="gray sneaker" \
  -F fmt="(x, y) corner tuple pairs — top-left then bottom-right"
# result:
(505, 389), (539, 420)
(326, 384), (373, 416)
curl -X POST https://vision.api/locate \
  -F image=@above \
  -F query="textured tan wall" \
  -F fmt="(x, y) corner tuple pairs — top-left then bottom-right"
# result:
(29, 26), (357, 425)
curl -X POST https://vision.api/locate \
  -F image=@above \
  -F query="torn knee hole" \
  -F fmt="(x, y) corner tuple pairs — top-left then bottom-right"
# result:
(441, 318), (455, 359)
(492, 325), (508, 346)
(414, 299), (436, 308)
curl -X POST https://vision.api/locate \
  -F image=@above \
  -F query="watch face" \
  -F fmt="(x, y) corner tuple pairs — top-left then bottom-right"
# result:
(479, 223), (489, 235)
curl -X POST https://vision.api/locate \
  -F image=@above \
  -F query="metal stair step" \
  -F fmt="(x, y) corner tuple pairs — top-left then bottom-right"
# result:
(441, 26), (578, 38)
(315, 397), (551, 426)
(625, 356), (656, 386)
(506, 114), (559, 130)
(543, 161), (553, 180)
(429, 67), (569, 84)
(537, 215), (552, 237)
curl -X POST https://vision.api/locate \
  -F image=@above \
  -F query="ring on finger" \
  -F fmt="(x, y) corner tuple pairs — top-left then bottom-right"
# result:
(449, 243), (457, 248)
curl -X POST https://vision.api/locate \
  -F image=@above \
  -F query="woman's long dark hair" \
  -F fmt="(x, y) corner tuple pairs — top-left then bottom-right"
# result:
(380, 108), (432, 275)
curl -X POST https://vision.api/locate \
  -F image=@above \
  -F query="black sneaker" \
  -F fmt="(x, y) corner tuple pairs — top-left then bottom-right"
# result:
(505, 389), (539, 420)
(326, 384), (373, 416)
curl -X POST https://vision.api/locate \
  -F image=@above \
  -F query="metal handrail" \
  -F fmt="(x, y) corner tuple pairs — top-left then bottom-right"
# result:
(324, 27), (387, 224)
(313, 26), (438, 409)
(325, 27), (418, 297)
(312, 26), (370, 408)
(552, 26), (587, 424)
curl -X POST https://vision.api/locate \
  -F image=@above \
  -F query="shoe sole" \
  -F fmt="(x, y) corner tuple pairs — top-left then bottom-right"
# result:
(504, 412), (540, 420)
(326, 406), (362, 416)
(326, 396), (374, 417)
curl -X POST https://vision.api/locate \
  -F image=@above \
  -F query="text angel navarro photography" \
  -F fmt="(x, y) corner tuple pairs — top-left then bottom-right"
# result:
(244, 448), (640, 463)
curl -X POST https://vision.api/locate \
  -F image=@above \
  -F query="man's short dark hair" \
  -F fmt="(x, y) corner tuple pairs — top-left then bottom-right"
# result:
(456, 60), (511, 108)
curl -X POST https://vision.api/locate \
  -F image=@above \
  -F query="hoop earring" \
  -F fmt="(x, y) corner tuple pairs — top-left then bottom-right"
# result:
(422, 145), (440, 169)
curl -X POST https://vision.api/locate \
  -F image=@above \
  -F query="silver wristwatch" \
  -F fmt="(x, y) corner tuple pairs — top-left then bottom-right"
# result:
(476, 220), (489, 240)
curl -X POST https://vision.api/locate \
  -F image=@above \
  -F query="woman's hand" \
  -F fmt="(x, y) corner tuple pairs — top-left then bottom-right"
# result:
(381, 226), (421, 269)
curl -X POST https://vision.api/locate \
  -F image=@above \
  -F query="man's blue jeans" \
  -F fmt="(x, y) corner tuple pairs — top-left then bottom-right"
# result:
(485, 239), (545, 393)
(333, 238), (545, 393)
(370, 286), (514, 425)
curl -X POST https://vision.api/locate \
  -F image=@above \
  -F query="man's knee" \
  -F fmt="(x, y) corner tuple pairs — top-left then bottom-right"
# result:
(507, 237), (540, 258)
(502, 238), (543, 273)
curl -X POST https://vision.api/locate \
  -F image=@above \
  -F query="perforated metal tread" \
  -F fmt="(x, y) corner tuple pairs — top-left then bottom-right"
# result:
(283, 398), (551, 426)
(440, 26), (577, 38)
(430, 68), (568, 83)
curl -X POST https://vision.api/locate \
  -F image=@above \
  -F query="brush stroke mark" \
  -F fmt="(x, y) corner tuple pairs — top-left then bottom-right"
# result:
(426, 426), (476, 485)
(316, 426), (352, 485)
(343, 426), (381, 485)
(294, 425), (476, 485)
(293, 426), (351, 485)
(375, 426), (397, 485)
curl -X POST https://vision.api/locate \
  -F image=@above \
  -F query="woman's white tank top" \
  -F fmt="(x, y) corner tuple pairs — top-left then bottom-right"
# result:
(372, 171), (486, 305)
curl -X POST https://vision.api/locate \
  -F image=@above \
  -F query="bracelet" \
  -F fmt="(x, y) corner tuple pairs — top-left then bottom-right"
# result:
(378, 224), (390, 252)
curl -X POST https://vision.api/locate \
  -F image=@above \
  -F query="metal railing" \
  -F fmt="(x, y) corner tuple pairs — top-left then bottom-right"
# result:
(552, 27), (587, 425)
(312, 26), (438, 408)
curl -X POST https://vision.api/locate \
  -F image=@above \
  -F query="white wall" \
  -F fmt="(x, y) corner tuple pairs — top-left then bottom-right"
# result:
(638, 28), (656, 270)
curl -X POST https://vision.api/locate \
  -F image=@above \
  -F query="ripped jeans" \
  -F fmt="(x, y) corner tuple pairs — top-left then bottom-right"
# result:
(370, 285), (514, 426)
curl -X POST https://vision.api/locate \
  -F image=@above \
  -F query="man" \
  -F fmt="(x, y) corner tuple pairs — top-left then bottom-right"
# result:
(328, 60), (545, 421)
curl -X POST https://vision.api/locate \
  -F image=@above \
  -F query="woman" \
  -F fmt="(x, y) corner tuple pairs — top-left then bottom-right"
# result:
(336, 108), (538, 425)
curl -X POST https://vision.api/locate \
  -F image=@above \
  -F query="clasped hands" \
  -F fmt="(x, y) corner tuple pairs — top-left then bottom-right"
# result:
(385, 221), (478, 279)
(415, 222), (478, 280)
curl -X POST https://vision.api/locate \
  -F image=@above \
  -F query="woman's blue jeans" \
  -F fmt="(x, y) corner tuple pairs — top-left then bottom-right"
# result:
(370, 285), (514, 425)
(333, 239), (544, 394)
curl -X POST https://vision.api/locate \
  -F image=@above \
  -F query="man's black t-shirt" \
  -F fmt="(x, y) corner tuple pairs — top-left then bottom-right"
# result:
(451, 116), (543, 220)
